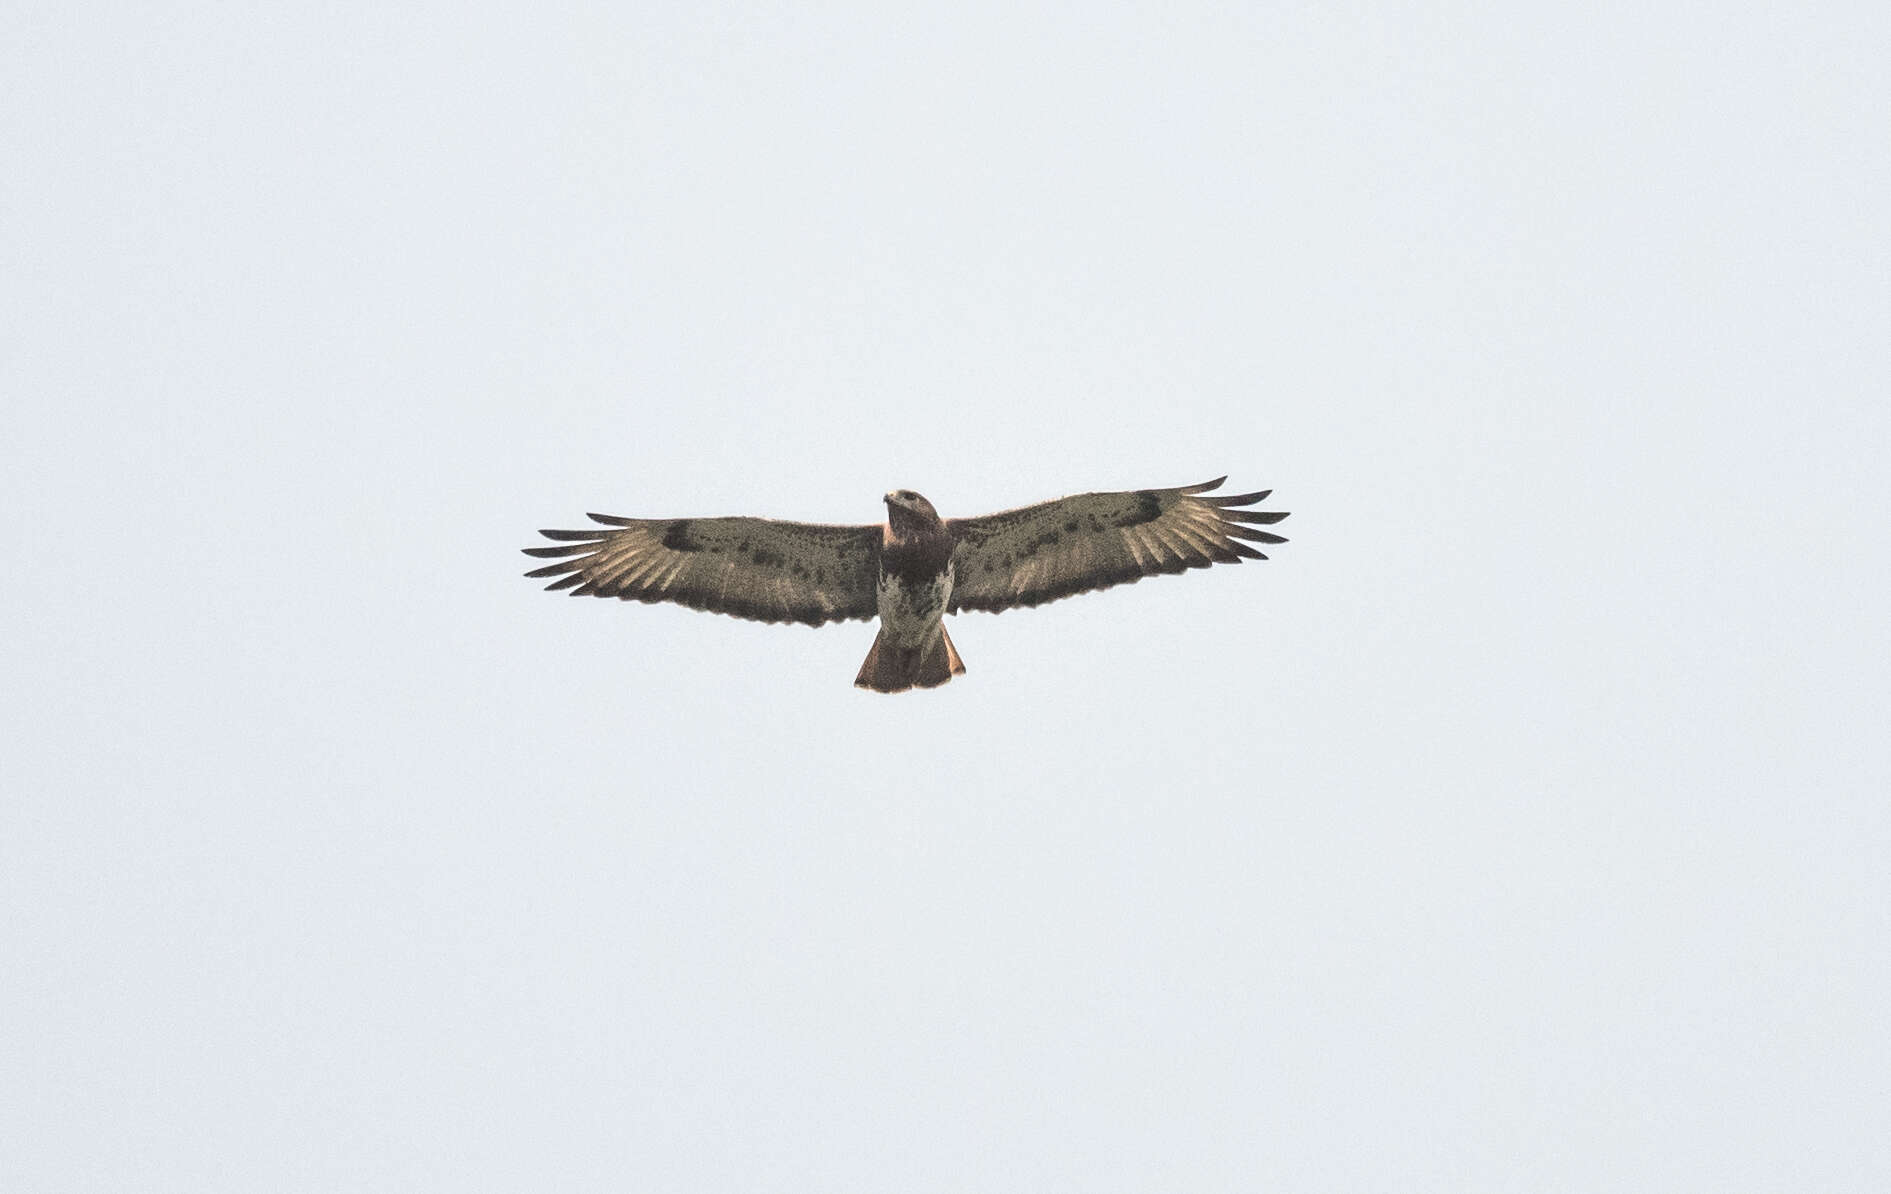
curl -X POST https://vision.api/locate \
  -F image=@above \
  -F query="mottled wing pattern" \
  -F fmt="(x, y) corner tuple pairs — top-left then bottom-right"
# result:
(523, 515), (883, 626)
(945, 477), (1288, 614)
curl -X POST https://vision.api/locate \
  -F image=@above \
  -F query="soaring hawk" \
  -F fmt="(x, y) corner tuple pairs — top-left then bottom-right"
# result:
(522, 477), (1289, 692)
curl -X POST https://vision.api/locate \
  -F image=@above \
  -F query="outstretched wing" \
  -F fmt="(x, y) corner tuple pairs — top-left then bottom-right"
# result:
(945, 477), (1288, 614)
(523, 514), (883, 627)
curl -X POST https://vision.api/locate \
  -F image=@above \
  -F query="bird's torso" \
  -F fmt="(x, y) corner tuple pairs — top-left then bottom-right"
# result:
(876, 534), (956, 646)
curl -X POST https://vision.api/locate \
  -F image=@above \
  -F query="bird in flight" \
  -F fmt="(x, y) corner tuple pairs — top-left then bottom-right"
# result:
(522, 477), (1289, 692)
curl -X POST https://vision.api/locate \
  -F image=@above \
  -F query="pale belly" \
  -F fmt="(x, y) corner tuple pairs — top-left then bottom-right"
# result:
(876, 566), (954, 646)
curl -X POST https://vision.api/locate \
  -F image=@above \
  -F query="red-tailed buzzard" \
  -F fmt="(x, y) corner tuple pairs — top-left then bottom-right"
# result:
(522, 477), (1289, 692)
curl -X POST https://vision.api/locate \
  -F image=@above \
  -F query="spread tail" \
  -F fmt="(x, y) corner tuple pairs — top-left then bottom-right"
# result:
(854, 625), (965, 693)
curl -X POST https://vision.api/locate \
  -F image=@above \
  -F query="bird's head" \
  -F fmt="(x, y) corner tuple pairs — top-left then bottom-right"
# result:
(883, 488), (942, 539)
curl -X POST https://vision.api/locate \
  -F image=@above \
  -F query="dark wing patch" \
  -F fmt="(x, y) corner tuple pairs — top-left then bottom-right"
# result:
(523, 514), (882, 626)
(945, 477), (1288, 614)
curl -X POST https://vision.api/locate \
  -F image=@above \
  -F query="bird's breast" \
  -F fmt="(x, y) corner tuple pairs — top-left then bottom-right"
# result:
(876, 563), (954, 645)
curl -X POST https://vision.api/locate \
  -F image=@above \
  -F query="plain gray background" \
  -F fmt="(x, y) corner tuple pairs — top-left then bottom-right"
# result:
(6, 2), (1888, 1190)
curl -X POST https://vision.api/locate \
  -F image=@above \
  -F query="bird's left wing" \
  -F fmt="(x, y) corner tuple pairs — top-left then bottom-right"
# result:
(523, 514), (882, 626)
(945, 477), (1287, 614)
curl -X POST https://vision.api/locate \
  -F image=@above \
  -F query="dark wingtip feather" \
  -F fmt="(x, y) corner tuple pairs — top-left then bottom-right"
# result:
(1181, 476), (1228, 494)
(1226, 540), (1267, 560)
(525, 559), (582, 578)
(538, 527), (608, 541)
(544, 572), (587, 591)
(1220, 508), (1290, 524)
(587, 512), (634, 526)
(522, 543), (592, 559)
(1225, 525), (1289, 545)
(1202, 489), (1271, 506)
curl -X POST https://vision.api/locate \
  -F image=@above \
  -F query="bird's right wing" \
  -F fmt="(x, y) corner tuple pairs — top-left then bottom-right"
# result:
(523, 514), (883, 626)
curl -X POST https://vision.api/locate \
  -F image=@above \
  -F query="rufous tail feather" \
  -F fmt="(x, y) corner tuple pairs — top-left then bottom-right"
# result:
(854, 625), (965, 693)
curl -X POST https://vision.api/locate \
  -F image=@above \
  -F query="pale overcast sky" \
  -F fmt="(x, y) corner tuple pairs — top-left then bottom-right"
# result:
(5, 2), (1888, 1190)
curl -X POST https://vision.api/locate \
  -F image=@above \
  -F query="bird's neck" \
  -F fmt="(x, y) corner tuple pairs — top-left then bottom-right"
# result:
(885, 508), (940, 545)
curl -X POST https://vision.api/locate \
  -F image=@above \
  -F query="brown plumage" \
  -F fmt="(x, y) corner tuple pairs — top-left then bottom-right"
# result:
(522, 477), (1288, 691)
(853, 623), (965, 692)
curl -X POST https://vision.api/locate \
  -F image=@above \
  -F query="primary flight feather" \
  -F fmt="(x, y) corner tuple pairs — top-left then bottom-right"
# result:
(522, 477), (1289, 692)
